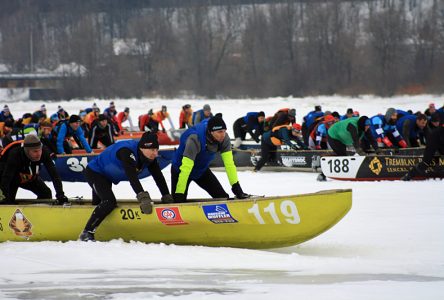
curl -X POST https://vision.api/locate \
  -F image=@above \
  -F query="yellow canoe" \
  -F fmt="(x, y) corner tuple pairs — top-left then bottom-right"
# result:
(0, 189), (352, 249)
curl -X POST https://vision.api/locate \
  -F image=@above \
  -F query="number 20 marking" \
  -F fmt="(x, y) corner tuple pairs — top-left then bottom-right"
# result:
(248, 201), (300, 224)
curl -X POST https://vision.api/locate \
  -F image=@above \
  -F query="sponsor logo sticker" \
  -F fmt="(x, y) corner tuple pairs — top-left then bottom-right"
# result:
(369, 157), (383, 175)
(202, 204), (238, 224)
(9, 209), (33, 239)
(155, 207), (187, 225)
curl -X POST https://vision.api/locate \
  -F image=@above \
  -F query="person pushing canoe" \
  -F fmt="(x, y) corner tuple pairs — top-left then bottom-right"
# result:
(171, 115), (250, 202)
(79, 132), (173, 242)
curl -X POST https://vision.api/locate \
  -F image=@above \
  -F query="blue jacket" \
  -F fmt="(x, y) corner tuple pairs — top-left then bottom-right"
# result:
(55, 121), (92, 154)
(243, 112), (262, 131)
(396, 115), (420, 140)
(172, 120), (215, 179)
(304, 111), (324, 128)
(369, 115), (402, 142)
(0, 112), (14, 122)
(88, 140), (150, 184)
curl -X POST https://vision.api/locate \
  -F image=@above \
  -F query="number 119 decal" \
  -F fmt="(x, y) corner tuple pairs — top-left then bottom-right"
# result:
(248, 200), (301, 224)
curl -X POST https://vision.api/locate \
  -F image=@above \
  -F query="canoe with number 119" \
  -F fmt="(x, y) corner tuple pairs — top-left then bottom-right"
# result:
(0, 189), (351, 249)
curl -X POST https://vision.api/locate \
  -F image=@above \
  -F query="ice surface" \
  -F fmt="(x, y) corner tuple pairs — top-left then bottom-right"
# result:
(1, 95), (443, 299)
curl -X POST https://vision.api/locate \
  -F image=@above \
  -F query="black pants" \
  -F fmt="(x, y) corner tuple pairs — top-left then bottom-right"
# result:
(83, 167), (117, 232)
(91, 135), (113, 148)
(254, 140), (277, 171)
(328, 135), (348, 156)
(233, 118), (247, 140)
(171, 166), (229, 202)
(148, 120), (160, 132)
(5, 177), (52, 203)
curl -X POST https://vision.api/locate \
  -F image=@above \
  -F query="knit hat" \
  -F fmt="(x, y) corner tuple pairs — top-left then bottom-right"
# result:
(292, 123), (302, 132)
(430, 112), (440, 123)
(57, 105), (64, 113)
(138, 132), (159, 149)
(203, 104), (211, 112)
(385, 108), (396, 123)
(357, 116), (369, 131)
(207, 116), (227, 132)
(124, 107), (130, 113)
(258, 111), (265, 118)
(69, 114), (81, 123)
(98, 114), (107, 122)
(3, 105), (10, 113)
(183, 104), (191, 110)
(162, 105), (167, 112)
(40, 104), (46, 112)
(92, 103), (99, 112)
(110, 101), (115, 108)
(315, 105), (322, 112)
(346, 108), (353, 115)
(23, 134), (42, 150)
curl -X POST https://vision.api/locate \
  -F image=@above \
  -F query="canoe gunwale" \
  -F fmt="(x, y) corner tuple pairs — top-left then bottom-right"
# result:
(3, 189), (352, 206)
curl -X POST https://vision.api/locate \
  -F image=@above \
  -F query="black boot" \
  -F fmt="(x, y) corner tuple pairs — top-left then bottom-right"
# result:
(79, 230), (95, 242)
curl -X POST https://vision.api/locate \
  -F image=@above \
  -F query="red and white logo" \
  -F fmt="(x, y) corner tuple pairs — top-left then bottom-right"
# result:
(155, 207), (187, 226)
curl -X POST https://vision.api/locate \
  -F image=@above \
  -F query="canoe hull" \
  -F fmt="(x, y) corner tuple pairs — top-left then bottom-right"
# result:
(0, 189), (352, 249)
(320, 155), (444, 181)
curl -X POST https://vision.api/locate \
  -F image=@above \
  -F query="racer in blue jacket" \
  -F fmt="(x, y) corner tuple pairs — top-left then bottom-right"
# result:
(79, 132), (172, 241)
(368, 108), (407, 149)
(396, 114), (427, 147)
(232, 111), (265, 148)
(54, 115), (92, 154)
(171, 116), (249, 202)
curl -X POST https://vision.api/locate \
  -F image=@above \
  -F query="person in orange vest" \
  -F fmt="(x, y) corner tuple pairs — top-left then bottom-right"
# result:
(151, 106), (175, 133)
(269, 108), (296, 130)
(84, 104), (100, 130)
(0, 119), (14, 139)
(179, 104), (193, 129)
(138, 109), (155, 131)
(116, 107), (137, 133)
(254, 123), (307, 172)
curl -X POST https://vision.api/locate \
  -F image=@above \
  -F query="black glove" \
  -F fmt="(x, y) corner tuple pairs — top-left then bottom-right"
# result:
(55, 193), (69, 205)
(231, 182), (250, 199)
(161, 194), (174, 204)
(137, 191), (153, 214)
(173, 193), (186, 203)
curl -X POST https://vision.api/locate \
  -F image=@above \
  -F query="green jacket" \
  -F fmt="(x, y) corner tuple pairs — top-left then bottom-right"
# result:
(327, 117), (362, 146)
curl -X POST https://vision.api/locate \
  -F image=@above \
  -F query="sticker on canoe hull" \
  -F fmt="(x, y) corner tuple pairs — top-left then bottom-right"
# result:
(9, 209), (33, 239)
(155, 207), (187, 226)
(202, 204), (238, 224)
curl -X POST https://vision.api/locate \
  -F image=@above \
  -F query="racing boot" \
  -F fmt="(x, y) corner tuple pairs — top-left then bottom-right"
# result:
(79, 230), (96, 242)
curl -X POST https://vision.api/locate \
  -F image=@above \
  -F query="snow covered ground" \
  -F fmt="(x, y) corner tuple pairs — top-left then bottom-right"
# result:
(1, 95), (443, 299)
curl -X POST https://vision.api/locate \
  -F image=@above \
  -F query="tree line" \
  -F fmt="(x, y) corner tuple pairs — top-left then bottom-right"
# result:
(0, 0), (443, 99)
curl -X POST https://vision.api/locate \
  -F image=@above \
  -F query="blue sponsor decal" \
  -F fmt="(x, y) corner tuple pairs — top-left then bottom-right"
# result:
(202, 204), (238, 224)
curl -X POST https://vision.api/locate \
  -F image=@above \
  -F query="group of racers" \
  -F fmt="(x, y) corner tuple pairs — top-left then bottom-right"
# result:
(0, 101), (443, 241)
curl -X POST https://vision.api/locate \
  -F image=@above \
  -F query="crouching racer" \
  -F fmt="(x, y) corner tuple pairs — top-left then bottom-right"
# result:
(0, 134), (68, 204)
(79, 132), (172, 241)
(171, 116), (249, 203)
